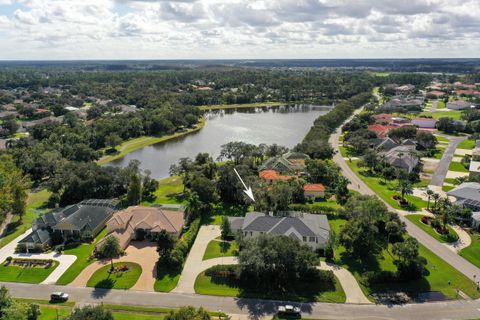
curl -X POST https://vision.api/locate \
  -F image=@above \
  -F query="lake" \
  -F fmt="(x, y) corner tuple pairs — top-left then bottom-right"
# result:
(108, 105), (332, 179)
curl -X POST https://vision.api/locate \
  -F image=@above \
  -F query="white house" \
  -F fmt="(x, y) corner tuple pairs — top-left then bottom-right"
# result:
(412, 118), (437, 129)
(447, 101), (473, 110)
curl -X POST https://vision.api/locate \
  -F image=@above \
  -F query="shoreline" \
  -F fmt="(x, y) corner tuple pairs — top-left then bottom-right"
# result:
(96, 117), (206, 165)
(198, 101), (287, 111)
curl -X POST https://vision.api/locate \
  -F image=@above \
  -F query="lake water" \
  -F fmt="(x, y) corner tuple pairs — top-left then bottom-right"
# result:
(108, 105), (332, 179)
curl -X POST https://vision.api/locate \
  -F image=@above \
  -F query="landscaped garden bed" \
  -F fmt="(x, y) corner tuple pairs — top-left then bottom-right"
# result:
(406, 215), (459, 243)
(87, 262), (142, 289)
(0, 258), (59, 283)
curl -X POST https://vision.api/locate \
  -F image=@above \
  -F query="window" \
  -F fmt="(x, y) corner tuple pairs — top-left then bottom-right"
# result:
(309, 237), (316, 242)
(302, 236), (307, 242)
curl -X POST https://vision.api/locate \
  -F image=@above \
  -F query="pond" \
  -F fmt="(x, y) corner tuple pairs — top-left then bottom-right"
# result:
(107, 104), (332, 179)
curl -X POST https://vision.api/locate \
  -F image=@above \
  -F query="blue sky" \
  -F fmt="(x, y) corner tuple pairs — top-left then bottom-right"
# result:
(0, 0), (479, 60)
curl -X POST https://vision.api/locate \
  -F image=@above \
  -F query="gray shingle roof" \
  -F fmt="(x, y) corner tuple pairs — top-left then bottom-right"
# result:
(448, 182), (480, 202)
(233, 212), (330, 244)
(19, 229), (51, 245)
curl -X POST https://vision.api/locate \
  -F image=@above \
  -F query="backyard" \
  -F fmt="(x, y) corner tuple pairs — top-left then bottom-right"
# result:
(142, 175), (185, 205)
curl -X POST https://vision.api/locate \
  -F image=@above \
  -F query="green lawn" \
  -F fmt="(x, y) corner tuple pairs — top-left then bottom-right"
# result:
(348, 160), (428, 211)
(154, 266), (181, 292)
(97, 118), (205, 165)
(87, 262), (142, 289)
(442, 185), (455, 192)
(444, 178), (461, 185)
(194, 267), (346, 303)
(0, 189), (51, 249)
(203, 239), (238, 260)
(437, 101), (446, 109)
(0, 260), (59, 284)
(56, 228), (108, 285)
(339, 146), (349, 157)
(457, 139), (476, 150)
(435, 135), (449, 143)
(419, 110), (463, 120)
(311, 199), (342, 210)
(431, 146), (445, 160)
(332, 221), (480, 300)
(460, 232), (480, 268)
(405, 215), (459, 243)
(142, 176), (185, 205)
(198, 101), (285, 111)
(448, 162), (468, 173)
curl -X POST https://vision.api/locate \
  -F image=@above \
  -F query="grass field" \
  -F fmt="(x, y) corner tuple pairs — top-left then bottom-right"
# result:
(419, 110), (463, 120)
(448, 161), (469, 172)
(460, 232), (480, 268)
(203, 239), (238, 260)
(437, 101), (446, 109)
(142, 176), (185, 205)
(194, 268), (346, 303)
(405, 215), (459, 243)
(431, 146), (445, 160)
(348, 160), (427, 211)
(435, 135), (450, 143)
(0, 260), (59, 283)
(457, 139), (476, 150)
(154, 266), (181, 292)
(87, 262), (142, 289)
(442, 185), (455, 192)
(198, 101), (285, 111)
(331, 218), (479, 300)
(56, 228), (108, 285)
(97, 118), (205, 165)
(0, 189), (51, 249)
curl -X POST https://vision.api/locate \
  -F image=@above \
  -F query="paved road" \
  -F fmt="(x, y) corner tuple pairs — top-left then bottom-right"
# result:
(329, 113), (480, 283)
(430, 135), (467, 186)
(3, 281), (480, 320)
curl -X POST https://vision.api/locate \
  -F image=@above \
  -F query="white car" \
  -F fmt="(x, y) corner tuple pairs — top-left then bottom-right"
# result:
(50, 292), (69, 302)
(277, 305), (301, 316)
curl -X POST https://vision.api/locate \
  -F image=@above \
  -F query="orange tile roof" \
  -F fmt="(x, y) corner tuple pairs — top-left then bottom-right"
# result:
(303, 184), (325, 192)
(368, 124), (396, 138)
(259, 170), (294, 181)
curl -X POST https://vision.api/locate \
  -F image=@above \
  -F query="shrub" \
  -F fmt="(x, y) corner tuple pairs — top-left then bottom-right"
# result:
(205, 264), (240, 280)
(362, 270), (397, 286)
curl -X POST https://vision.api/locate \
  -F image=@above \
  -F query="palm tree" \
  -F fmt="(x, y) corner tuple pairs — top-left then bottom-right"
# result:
(425, 189), (434, 210)
(432, 193), (440, 213)
(396, 179), (413, 202)
(185, 192), (202, 224)
(99, 236), (122, 271)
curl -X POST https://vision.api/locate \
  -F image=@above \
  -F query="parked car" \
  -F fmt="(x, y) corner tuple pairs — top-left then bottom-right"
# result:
(50, 292), (69, 302)
(277, 305), (301, 317)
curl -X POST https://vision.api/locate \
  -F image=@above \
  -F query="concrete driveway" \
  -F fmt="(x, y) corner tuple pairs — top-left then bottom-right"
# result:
(0, 228), (77, 284)
(70, 241), (158, 291)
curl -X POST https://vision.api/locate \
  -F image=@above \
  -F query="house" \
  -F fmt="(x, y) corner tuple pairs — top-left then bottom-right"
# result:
(373, 137), (399, 151)
(380, 143), (419, 173)
(259, 152), (310, 174)
(395, 84), (415, 94)
(412, 118), (437, 129)
(303, 184), (325, 200)
(0, 111), (19, 119)
(17, 229), (51, 252)
(22, 116), (63, 129)
(373, 113), (394, 124)
(259, 170), (295, 183)
(456, 90), (480, 97)
(228, 211), (331, 249)
(96, 206), (185, 250)
(472, 212), (480, 230)
(447, 182), (480, 211)
(426, 91), (446, 98)
(26, 199), (120, 249)
(447, 101), (473, 110)
(52, 199), (119, 240)
(469, 161), (480, 179)
(367, 124), (396, 138)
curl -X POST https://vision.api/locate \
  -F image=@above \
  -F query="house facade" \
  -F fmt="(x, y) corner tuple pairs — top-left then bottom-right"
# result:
(228, 212), (330, 249)
(96, 206), (185, 250)
(411, 118), (437, 129)
(303, 184), (326, 200)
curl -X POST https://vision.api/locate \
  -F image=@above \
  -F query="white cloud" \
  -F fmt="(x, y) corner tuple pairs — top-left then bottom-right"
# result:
(0, 0), (478, 59)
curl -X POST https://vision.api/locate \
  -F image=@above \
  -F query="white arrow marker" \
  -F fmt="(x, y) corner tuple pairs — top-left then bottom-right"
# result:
(234, 168), (255, 202)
